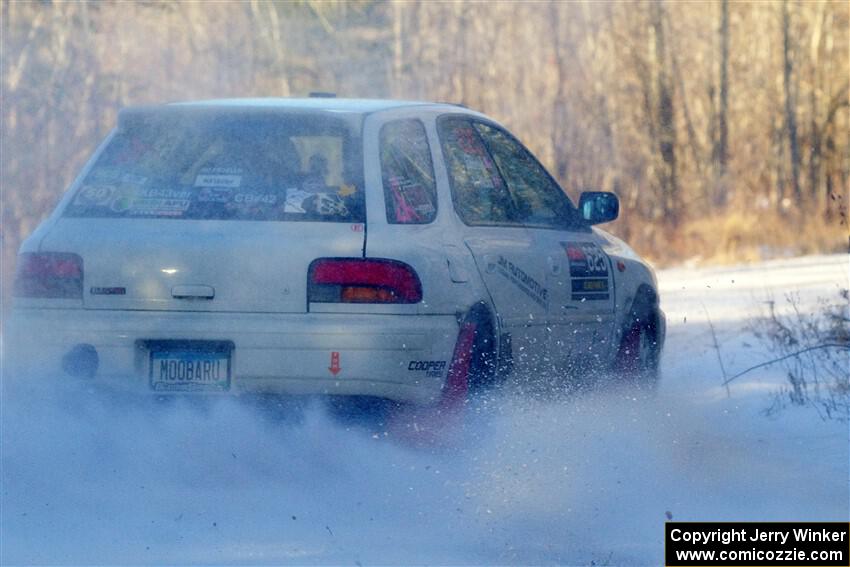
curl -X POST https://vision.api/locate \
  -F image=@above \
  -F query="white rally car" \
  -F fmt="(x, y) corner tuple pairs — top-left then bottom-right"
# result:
(6, 98), (665, 408)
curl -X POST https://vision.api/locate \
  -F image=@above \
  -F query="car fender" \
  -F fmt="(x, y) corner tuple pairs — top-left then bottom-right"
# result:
(595, 228), (662, 343)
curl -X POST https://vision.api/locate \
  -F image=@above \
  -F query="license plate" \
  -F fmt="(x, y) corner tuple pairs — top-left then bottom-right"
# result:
(149, 344), (231, 392)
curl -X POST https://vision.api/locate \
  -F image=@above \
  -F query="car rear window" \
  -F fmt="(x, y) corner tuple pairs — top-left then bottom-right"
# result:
(64, 111), (365, 222)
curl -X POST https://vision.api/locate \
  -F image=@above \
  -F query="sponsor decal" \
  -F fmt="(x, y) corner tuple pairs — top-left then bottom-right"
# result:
(284, 188), (310, 213)
(129, 199), (191, 216)
(314, 192), (349, 216)
(408, 360), (447, 378)
(496, 255), (549, 308)
(111, 195), (133, 213)
(125, 188), (193, 216)
(233, 192), (277, 205)
(197, 187), (232, 203)
(90, 286), (126, 296)
(75, 185), (115, 206)
(138, 187), (192, 200)
(562, 242), (611, 301)
(194, 167), (242, 188)
(338, 184), (357, 197)
(119, 173), (148, 186)
(107, 187), (192, 216)
(388, 175), (435, 221)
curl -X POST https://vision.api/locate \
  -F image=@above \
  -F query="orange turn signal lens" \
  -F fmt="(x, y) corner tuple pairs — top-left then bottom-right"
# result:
(340, 286), (396, 303)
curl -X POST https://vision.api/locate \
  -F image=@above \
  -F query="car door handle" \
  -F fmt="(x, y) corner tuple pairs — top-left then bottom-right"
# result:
(172, 285), (215, 299)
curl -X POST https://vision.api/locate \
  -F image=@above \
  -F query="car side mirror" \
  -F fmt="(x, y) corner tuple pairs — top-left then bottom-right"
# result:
(578, 191), (619, 225)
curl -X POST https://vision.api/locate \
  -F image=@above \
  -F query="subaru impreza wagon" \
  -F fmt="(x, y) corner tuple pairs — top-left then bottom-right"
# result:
(6, 97), (665, 408)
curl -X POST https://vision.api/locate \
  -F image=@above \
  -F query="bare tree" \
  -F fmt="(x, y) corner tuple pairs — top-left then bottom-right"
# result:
(783, 0), (802, 204)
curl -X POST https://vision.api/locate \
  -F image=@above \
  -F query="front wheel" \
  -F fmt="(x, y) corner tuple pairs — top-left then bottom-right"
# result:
(616, 316), (661, 388)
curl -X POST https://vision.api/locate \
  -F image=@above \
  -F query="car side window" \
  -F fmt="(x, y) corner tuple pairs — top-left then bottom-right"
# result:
(437, 117), (518, 226)
(380, 119), (437, 224)
(473, 122), (575, 229)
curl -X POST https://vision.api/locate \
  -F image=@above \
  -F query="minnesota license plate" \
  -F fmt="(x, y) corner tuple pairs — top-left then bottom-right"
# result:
(149, 343), (231, 392)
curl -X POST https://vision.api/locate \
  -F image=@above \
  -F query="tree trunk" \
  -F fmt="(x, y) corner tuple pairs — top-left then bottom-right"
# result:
(715, 0), (730, 207)
(651, 0), (678, 226)
(783, 0), (802, 203)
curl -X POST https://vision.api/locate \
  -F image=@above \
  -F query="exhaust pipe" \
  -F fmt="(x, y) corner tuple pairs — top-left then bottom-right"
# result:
(62, 344), (99, 378)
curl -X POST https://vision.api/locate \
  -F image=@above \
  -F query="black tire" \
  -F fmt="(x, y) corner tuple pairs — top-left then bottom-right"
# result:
(616, 301), (661, 388)
(466, 307), (498, 393)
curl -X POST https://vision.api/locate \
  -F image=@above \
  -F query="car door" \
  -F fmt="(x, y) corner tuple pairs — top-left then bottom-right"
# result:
(436, 116), (551, 376)
(470, 121), (617, 375)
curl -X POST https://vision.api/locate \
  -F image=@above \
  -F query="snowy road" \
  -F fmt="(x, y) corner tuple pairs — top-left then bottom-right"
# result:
(2, 254), (848, 565)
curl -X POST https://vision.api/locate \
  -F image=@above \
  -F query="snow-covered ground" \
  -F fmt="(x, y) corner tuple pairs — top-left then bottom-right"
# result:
(2, 254), (848, 565)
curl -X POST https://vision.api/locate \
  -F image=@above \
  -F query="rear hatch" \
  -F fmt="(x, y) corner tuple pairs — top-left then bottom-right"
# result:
(41, 219), (363, 313)
(44, 105), (366, 313)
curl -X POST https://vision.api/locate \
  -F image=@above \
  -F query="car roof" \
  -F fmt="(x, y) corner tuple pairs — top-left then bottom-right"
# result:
(170, 97), (470, 115)
(117, 98), (492, 133)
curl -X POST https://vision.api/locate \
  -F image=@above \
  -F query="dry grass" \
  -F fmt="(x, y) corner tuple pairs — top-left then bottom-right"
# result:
(627, 199), (849, 267)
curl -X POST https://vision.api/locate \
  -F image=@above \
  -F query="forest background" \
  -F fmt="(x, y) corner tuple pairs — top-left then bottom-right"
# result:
(2, 0), (848, 306)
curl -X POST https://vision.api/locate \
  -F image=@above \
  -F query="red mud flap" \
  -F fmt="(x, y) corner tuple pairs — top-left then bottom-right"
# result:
(387, 321), (477, 445)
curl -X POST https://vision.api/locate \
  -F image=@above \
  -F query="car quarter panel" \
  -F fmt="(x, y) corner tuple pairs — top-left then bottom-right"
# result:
(359, 107), (489, 317)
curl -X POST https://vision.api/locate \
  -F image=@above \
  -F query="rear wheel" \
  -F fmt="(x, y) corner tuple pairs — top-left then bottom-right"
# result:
(386, 305), (497, 444)
(467, 312), (498, 393)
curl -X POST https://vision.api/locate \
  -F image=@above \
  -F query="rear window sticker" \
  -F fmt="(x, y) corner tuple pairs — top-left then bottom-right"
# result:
(107, 187), (192, 217)
(338, 184), (357, 197)
(454, 125), (485, 155)
(313, 193), (349, 216)
(110, 195), (132, 213)
(119, 173), (148, 186)
(194, 167), (243, 188)
(233, 192), (277, 205)
(128, 198), (191, 217)
(284, 188), (310, 213)
(75, 185), (115, 206)
(197, 187), (232, 203)
(463, 155), (497, 189)
(388, 175), (435, 222)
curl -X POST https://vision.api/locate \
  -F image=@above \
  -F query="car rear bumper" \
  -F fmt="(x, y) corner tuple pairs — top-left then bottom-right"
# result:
(3, 308), (460, 404)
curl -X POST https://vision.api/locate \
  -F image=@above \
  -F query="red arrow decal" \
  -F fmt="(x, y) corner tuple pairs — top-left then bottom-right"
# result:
(328, 351), (341, 376)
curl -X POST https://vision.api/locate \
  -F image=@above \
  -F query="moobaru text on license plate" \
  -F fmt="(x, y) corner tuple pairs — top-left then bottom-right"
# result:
(150, 351), (230, 391)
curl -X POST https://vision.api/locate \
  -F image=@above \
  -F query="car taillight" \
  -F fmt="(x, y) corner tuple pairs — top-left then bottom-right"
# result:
(13, 252), (84, 299)
(308, 258), (422, 304)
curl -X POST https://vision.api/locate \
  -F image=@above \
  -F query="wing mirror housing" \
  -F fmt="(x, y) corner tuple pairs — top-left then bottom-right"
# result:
(578, 191), (619, 225)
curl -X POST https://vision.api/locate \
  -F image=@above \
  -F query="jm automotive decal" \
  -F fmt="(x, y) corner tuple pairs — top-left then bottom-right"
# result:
(496, 255), (549, 308)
